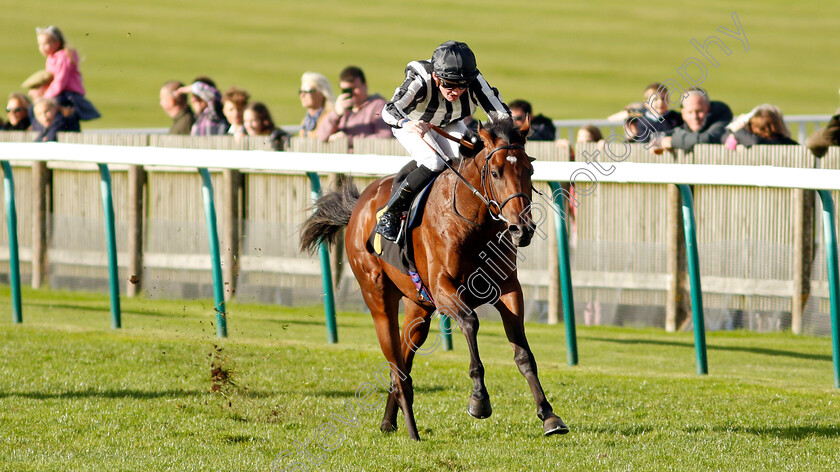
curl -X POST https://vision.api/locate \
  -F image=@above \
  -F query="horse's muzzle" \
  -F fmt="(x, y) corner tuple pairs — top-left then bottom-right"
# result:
(508, 223), (534, 247)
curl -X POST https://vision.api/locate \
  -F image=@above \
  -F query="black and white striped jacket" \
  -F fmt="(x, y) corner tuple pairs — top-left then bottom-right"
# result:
(382, 60), (510, 128)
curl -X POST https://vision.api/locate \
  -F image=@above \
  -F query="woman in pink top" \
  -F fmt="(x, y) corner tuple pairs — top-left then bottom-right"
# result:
(36, 25), (100, 121)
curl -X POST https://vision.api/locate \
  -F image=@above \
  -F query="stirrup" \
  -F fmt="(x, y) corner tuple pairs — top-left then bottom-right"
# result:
(376, 212), (403, 241)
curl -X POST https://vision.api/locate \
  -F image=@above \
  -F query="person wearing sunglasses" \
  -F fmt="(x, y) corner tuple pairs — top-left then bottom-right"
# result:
(376, 40), (511, 242)
(3, 93), (32, 131)
(298, 72), (334, 138)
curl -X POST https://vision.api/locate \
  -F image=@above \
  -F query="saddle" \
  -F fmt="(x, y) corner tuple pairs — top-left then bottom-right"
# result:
(366, 177), (437, 304)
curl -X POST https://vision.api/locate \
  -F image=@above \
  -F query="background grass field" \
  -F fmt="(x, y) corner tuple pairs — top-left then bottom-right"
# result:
(1, 285), (839, 471)
(2, 0), (840, 129)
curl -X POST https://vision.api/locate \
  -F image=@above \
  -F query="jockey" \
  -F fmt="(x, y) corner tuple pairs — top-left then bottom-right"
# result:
(377, 40), (511, 241)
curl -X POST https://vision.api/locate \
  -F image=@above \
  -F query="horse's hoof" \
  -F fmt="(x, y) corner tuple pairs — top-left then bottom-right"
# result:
(380, 422), (397, 433)
(467, 396), (492, 419)
(543, 415), (569, 436)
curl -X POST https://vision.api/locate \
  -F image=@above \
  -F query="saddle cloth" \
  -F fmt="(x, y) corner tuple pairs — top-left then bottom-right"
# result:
(365, 178), (437, 304)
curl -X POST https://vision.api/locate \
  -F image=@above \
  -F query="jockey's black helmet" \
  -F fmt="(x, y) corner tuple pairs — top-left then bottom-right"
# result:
(432, 41), (479, 84)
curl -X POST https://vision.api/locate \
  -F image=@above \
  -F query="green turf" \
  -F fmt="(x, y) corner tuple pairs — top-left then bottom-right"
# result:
(2, 0), (839, 130)
(1, 284), (839, 471)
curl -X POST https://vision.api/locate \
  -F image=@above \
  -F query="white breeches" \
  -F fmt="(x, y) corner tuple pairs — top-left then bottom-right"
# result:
(392, 121), (468, 172)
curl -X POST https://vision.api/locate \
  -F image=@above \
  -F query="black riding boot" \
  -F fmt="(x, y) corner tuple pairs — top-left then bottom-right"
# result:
(376, 165), (438, 241)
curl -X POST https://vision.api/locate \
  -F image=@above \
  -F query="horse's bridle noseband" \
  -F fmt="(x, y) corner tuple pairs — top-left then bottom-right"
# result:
(480, 144), (532, 224)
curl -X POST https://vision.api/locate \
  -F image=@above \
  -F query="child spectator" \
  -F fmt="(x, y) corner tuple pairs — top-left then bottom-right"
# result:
(32, 98), (72, 142)
(243, 102), (288, 151)
(176, 77), (229, 136)
(723, 105), (797, 149)
(625, 83), (683, 143)
(222, 86), (250, 138)
(35, 26), (100, 122)
(576, 124), (603, 143)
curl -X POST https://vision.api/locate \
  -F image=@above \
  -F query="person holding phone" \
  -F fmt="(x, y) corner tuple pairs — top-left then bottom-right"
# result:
(375, 40), (511, 241)
(317, 65), (391, 147)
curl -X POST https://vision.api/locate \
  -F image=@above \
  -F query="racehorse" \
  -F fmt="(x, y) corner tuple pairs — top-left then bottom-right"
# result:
(299, 116), (568, 440)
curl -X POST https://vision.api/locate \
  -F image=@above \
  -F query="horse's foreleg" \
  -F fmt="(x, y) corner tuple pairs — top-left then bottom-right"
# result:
(380, 299), (433, 433)
(495, 288), (569, 436)
(433, 278), (492, 419)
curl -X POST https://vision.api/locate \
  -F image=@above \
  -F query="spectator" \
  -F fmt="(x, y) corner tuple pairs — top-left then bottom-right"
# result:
(723, 105), (797, 149)
(555, 125), (603, 158)
(4, 93), (32, 131)
(805, 93), (840, 157)
(35, 25), (100, 122)
(32, 98), (77, 142)
(298, 72), (334, 138)
(576, 124), (603, 143)
(159, 80), (195, 135)
(317, 66), (391, 148)
(222, 86), (249, 137)
(243, 102), (288, 151)
(659, 90), (732, 152)
(22, 70), (52, 104)
(509, 99), (556, 141)
(176, 77), (229, 136)
(614, 83), (683, 143)
(22, 69), (80, 135)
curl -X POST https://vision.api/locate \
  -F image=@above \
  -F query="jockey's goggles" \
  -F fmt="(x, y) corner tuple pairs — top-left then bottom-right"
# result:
(439, 78), (471, 90)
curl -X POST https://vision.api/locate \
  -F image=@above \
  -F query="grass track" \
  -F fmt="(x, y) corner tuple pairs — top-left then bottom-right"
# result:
(1, 285), (839, 471)
(2, 0), (839, 129)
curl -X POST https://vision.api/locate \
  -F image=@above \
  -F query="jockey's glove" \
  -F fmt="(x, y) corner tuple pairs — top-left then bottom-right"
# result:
(460, 133), (484, 157)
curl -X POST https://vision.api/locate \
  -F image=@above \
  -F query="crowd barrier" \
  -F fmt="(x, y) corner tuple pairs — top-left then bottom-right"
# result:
(1, 132), (839, 386)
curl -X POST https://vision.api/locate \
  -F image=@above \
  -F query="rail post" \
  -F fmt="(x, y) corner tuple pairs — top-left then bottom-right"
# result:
(817, 190), (840, 388)
(98, 164), (121, 329)
(199, 168), (227, 338)
(677, 184), (708, 375)
(306, 172), (338, 344)
(548, 182), (578, 366)
(1, 161), (22, 324)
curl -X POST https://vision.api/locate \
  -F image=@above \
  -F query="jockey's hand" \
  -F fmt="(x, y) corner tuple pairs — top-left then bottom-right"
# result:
(403, 120), (431, 137)
(459, 132), (483, 157)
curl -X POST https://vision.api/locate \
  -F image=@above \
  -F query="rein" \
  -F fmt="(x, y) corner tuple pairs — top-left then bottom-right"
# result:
(424, 125), (531, 226)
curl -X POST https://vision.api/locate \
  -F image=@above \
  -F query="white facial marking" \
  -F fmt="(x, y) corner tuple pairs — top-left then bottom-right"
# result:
(506, 155), (517, 164)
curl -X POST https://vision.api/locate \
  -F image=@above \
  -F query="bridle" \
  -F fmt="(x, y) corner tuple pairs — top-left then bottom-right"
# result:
(427, 125), (532, 226)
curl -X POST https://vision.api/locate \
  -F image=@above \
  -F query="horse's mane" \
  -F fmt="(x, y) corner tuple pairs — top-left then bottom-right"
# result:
(482, 112), (523, 145)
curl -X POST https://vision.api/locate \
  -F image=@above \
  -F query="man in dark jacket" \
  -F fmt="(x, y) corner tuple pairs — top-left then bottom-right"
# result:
(661, 91), (732, 152)
(160, 80), (195, 135)
(509, 99), (556, 141)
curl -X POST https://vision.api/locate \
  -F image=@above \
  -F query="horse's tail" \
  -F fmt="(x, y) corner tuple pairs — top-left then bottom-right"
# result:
(300, 174), (360, 254)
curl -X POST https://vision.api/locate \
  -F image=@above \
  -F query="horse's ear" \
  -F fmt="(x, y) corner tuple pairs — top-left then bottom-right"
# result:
(518, 113), (531, 139)
(478, 121), (493, 147)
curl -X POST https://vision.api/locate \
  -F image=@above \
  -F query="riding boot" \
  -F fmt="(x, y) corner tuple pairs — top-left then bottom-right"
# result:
(376, 165), (438, 241)
(375, 179), (415, 241)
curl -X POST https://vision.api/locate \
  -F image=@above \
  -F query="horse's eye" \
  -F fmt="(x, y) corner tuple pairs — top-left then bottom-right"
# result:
(491, 170), (500, 179)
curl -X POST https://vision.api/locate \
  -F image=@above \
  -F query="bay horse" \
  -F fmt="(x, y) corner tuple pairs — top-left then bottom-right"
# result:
(300, 116), (568, 440)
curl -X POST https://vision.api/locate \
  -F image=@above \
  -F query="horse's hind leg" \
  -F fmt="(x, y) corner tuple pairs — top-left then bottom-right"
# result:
(495, 287), (569, 436)
(365, 283), (422, 440)
(381, 298), (434, 432)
